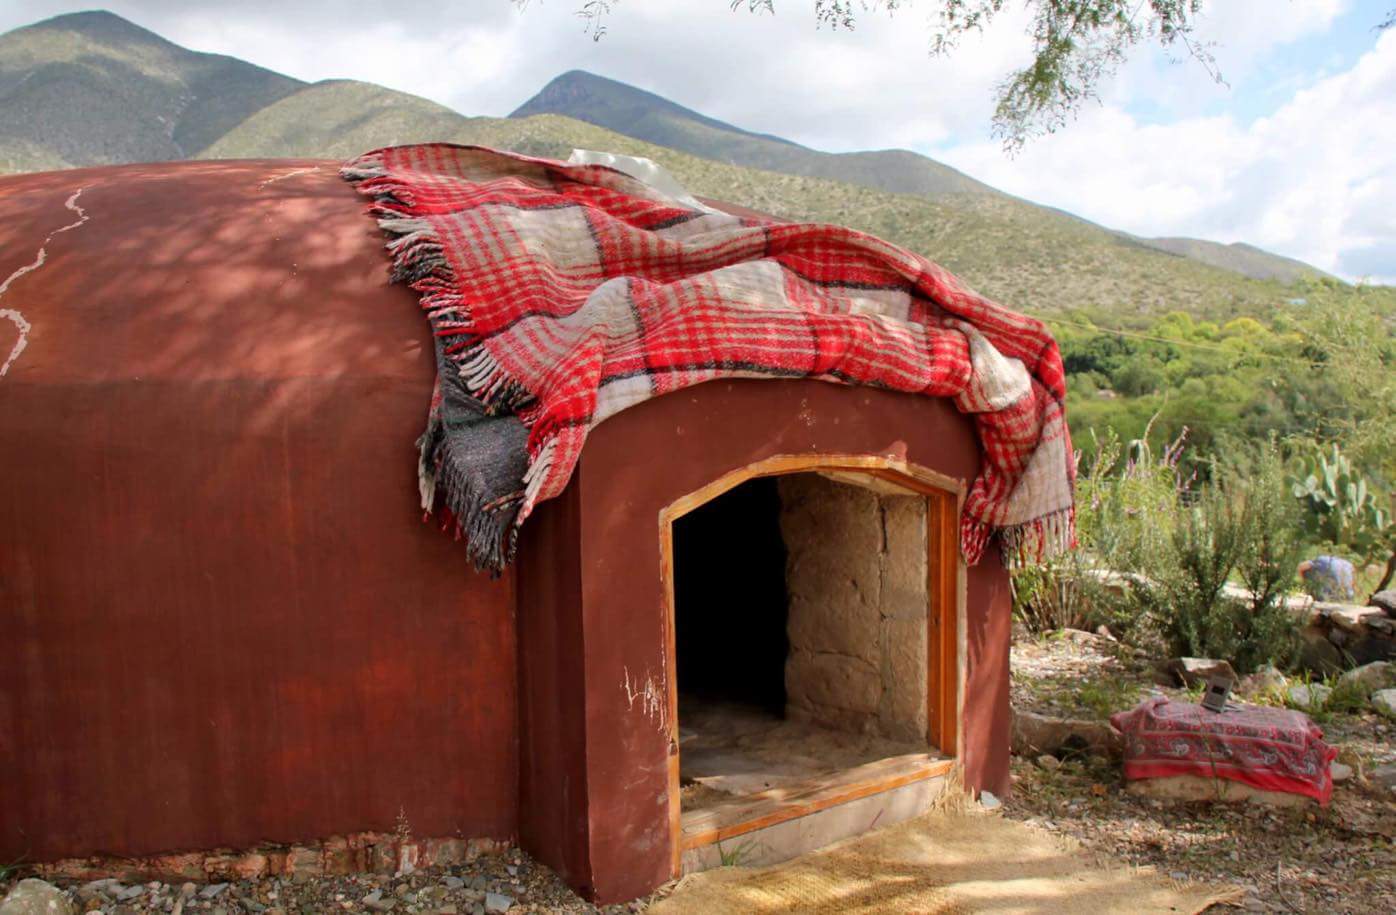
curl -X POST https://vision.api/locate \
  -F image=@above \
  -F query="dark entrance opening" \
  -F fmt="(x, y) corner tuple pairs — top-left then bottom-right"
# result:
(667, 464), (955, 873)
(672, 475), (788, 714)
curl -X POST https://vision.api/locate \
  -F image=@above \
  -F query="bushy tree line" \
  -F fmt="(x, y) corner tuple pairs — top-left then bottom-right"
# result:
(1016, 282), (1396, 672)
(1054, 282), (1392, 469)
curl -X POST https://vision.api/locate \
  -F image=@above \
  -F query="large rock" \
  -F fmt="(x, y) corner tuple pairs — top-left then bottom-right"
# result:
(0, 879), (76, 915)
(1011, 708), (1122, 758)
(1327, 605), (1388, 633)
(1371, 688), (1396, 720)
(1323, 605), (1396, 664)
(1287, 683), (1332, 710)
(1371, 590), (1396, 616)
(1337, 661), (1396, 696)
(1237, 665), (1287, 697)
(1165, 657), (1237, 688)
(1297, 627), (1343, 674)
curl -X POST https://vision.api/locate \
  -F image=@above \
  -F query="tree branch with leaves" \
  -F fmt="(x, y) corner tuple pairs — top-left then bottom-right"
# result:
(522, 0), (1223, 150)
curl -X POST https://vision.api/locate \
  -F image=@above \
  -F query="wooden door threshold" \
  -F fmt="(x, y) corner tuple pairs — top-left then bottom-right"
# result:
(680, 753), (953, 850)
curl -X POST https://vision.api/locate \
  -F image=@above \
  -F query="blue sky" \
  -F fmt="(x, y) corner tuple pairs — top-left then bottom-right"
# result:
(1126, 1), (1388, 126)
(3, 1), (1392, 282)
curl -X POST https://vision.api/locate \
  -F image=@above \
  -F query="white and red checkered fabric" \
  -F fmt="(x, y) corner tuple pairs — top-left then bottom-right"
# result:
(343, 144), (1075, 565)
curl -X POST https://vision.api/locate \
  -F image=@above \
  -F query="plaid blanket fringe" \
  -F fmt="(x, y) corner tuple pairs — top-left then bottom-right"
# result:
(342, 144), (1076, 571)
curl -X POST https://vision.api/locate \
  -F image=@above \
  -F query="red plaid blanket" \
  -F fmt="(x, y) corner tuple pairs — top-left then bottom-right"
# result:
(342, 144), (1075, 569)
(1111, 697), (1337, 804)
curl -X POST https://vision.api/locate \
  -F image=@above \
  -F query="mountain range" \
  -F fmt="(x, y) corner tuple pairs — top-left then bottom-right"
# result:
(0, 10), (1348, 324)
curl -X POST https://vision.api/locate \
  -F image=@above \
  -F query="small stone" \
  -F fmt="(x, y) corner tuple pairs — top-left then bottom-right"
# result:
(504, 866), (517, 877)
(1331, 762), (1353, 783)
(1287, 683), (1332, 709)
(1035, 754), (1061, 771)
(442, 878), (463, 891)
(116, 886), (145, 902)
(76, 880), (121, 902)
(1337, 661), (1396, 696)
(362, 891), (383, 905)
(1169, 871), (1187, 881)
(979, 790), (1001, 810)
(0, 879), (77, 915)
(482, 894), (513, 915)
(200, 884), (229, 900)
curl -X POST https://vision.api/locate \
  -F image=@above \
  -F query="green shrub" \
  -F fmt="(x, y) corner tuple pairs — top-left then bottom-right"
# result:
(1011, 427), (1177, 638)
(1228, 442), (1305, 670)
(1129, 440), (1302, 673)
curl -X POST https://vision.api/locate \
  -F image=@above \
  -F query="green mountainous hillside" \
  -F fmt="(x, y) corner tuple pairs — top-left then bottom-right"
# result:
(1133, 236), (1333, 283)
(511, 70), (1328, 284)
(0, 10), (302, 173)
(0, 10), (1369, 320)
(511, 69), (998, 198)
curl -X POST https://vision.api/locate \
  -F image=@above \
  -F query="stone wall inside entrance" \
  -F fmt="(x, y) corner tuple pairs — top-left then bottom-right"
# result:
(777, 474), (929, 743)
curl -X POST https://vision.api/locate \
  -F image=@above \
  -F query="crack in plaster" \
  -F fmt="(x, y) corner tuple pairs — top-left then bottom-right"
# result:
(0, 187), (90, 378)
(259, 166), (322, 189)
(622, 665), (667, 733)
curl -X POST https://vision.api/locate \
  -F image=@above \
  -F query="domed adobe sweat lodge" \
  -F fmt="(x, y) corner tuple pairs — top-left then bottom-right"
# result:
(0, 148), (1073, 903)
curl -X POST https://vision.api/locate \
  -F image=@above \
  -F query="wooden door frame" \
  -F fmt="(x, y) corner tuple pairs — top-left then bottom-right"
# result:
(657, 453), (966, 877)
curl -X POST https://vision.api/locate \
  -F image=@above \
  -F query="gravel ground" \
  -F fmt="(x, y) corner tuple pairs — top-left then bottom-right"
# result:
(1, 847), (668, 915)
(1008, 631), (1396, 914)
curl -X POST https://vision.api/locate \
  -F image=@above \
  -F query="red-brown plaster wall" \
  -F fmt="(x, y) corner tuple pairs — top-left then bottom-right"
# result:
(515, 486), (592, 896)
(0, 162), (519, 861)
(0, 162), (1015, 904)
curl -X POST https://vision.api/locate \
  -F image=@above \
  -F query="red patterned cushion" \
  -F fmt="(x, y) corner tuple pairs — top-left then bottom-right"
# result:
(1110, 696), (1337, 805)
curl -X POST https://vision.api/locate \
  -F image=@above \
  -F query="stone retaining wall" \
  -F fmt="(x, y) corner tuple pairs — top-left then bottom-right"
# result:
(1087, 571), (1395, 670)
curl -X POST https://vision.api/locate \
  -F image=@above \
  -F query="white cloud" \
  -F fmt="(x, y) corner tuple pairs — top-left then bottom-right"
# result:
(938, 26), (1396, 283)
